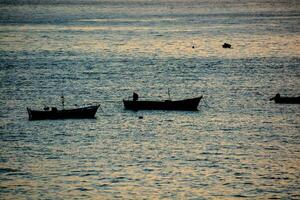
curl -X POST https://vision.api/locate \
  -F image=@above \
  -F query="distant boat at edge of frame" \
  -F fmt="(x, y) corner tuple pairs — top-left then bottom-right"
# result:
(270, 93), (300, 104)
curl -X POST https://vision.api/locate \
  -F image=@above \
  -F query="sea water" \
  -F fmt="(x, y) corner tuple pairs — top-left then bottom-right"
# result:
(0, 0), (300, 199)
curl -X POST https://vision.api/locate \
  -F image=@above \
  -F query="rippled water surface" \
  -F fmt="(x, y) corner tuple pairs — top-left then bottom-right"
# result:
(1, 0), (300, 199)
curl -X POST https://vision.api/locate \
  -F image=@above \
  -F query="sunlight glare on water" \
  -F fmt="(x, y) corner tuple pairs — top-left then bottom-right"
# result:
(0, 0), (300, 199)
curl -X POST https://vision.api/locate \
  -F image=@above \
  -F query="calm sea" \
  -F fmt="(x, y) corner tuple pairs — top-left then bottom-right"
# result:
(0, 0), (300, 199)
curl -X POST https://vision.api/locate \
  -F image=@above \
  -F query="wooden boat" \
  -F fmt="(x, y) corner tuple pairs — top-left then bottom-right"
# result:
(123, 95), (202, 111)
(270, 93), (300, 104)
(27, 94), (100, 120)
(27, 105), (100, 120)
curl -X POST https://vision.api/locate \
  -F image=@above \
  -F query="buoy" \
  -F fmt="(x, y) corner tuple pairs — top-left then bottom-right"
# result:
(222, 43), (231, 48)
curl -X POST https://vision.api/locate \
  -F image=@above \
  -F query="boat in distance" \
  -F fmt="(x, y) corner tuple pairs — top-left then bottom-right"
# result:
(123, 95), (203, 111)
(27, 105), (100, 120)
(270, 93), (300, 104)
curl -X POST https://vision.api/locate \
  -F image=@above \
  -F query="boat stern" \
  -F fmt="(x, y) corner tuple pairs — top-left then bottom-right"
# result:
(27, 108), (33, 120)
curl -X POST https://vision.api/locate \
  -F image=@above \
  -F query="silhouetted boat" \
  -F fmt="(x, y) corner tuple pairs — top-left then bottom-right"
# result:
(123, 96), (202, 111)
(27, 94), (100, 120)
(270, 93), (300, 104)
(222, 43), (231, 48)
(27, 105), (100, 120)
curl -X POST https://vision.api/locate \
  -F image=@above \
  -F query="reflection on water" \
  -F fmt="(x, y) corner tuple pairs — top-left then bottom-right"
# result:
(1, 0), (300, 199)
(1, 23), (300, 58)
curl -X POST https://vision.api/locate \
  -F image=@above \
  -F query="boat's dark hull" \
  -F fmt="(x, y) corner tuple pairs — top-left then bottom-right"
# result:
(27, 105), (100, 120)
(123, 96), (202, 111)
(273, 97), (300, 104)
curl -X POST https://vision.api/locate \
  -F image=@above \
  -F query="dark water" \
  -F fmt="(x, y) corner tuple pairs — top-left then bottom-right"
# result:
(1, 0), (300, 199)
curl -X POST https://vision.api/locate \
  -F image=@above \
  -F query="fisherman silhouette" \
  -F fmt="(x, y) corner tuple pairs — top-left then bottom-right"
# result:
(133, 92), (139, 101)
(270, 93), (280, 101)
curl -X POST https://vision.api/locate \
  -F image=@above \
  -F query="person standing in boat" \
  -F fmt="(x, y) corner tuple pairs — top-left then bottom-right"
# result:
(133, 92), (139, 101)
(270, 93), (280, 101)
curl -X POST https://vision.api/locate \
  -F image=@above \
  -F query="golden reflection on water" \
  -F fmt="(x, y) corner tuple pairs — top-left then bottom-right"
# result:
(1, 25), (300, 58)
(2, 150), (299, 199)
(1, 2), (300, 198)
(118, 35), (300, 58)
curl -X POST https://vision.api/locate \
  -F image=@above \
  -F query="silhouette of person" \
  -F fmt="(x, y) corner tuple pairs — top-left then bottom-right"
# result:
(133, 92), (139, 101)
(270, 93), (281, 101)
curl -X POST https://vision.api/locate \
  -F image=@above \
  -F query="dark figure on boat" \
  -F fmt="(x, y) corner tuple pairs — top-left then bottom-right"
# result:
(133, 92), (139, 101)
(270, 93), (300, 104)
(222, 43), (231, 48)
(43, 106), (49, 111)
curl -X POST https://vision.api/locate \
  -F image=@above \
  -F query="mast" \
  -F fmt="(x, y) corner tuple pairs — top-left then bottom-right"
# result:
(61, 93), (65, 110)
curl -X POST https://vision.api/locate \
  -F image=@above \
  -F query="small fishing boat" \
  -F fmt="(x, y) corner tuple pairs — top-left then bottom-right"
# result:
(27, 105), (100, 120)
(222, 43), (231, 48)
(123, 92), (202, 111)
(270, 93), (300, 104)
(27, 95), (100, 120)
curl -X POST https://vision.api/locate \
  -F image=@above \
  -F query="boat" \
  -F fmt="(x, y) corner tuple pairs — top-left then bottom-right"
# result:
(222, 43), (231, 48)
(27, 105), (100, 120)
(123, 93), (202, 111)
(270, 93), (300, 104)
(27, 94), (100, 120)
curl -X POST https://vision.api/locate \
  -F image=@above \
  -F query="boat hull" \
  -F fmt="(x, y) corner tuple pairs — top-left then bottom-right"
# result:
(273, 97), (300, 104)
(27, 105), (100, 120)
(123, 96), (202, 111)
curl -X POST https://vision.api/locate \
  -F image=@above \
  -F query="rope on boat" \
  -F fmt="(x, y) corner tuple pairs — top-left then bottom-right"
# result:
(99, 104), (104, 112)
